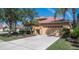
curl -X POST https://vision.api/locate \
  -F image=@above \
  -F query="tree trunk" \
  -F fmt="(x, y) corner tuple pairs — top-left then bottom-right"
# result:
(72, 8), (76, 28)
(54, 10), (57, 19)
(63, 8), (67, 20)
(14, 20), (17, 32)
(54, 8), (67, 20)
(8, 19), (13, 35)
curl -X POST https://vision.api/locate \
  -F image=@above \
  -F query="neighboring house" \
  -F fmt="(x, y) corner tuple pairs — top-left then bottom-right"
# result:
(0, 24), (3, 32)
(32, 17), (72, 36)
(16, 25), (24, 32)
(0, 23), (9, 32)
(0, 23), (24, 32)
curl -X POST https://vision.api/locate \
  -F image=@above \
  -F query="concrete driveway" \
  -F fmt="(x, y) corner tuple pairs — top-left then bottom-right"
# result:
(0, 35), (59, 50)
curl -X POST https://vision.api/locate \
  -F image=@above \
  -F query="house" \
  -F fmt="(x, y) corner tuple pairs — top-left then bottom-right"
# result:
(0, 24), (3, 32)
(16, 25), (24, 32)
(0, 23), (9, 32)
(0, 23), (24, 32)
(32, 17), (72, 36)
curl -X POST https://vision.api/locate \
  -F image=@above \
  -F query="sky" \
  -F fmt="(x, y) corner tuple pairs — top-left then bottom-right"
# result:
(36, 8), (79, 21)
(36, 8), (55, 17)
(17, 8), (79, 25)
(1, 8), (79, 25)
(36, 8), (73, 20)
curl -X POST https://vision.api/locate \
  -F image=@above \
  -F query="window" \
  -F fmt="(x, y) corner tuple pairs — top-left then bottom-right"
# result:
(46, 26), (62, 28)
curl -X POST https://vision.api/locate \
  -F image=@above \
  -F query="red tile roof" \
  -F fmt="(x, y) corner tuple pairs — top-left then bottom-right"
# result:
(16, 25), (24, 29)
(38, 17), (64, 23)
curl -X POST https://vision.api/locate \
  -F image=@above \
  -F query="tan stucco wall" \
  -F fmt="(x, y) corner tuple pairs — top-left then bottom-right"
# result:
(32, 22), (71, 36)
(40, 26), (62, 36)
(33, 26), (62, 36)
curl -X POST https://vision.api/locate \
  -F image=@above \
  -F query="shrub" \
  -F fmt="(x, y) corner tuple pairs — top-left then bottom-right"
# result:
(19, 28), (31, 35)
(25, 27), (32, 34)
(26, 30), (31, 34)
(62, 28), (70, 38)
(11, 32), (19, 35)
(19, 29), (26, 35)
(70, 27), (79, 38)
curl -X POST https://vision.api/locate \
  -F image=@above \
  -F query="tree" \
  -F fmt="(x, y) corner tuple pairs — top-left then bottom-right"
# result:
(54, 8), (68, 19)
(72, 8), (76, 27)
(26, 8), (38, 20)
(0, 8), (38, 35)
(30, 19), (39, 25)
(21, 8), (38, 33)
(77, 13), (79, 27)
(55, 8), (77, 28)
(3, 8), (23, 34)
(0, 8), (27, 34)
(27, 9), (38, 33)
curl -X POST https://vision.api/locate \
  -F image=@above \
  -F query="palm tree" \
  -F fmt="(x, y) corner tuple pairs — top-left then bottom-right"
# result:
(55, 8), (77, 28)
(54, 8), (68, 19)
(56, 8), (77, 27)
(72, 8), (76, 27)
(77, 13), (79, 25)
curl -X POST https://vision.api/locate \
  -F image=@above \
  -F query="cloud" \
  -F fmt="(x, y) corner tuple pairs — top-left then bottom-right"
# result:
(66, 12), (72, 18)
(47, 8), (55, 14)
(66, 11), (73, 20)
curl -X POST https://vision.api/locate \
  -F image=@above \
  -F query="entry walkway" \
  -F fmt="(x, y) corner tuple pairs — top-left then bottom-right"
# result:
(0, 35), (59, 50)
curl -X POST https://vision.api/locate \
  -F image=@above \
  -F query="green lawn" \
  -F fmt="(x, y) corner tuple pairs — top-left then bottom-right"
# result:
(0, 35), (19, 41)
(47, 38), (79, 50)
(0, 34), (33, 41)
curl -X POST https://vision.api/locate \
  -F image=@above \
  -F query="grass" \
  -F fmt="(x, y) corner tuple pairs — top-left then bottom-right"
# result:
(0, 35), (18, 41)
(47, 38), (79, 50)
(0, 34), (33, 41)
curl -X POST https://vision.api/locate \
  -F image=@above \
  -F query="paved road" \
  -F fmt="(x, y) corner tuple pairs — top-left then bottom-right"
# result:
(0, 35), (59, 50)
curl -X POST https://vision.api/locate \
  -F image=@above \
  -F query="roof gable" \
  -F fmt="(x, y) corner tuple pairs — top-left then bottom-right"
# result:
(38, 17), (64, 23)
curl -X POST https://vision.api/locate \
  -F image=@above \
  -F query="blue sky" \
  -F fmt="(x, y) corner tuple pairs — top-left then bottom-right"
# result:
(17, 8), (79, 25)
(36, 8), (73, 20)
(36, 8), (55, 17)
(1, 8), (79, 25)
(36, 8), (79, 21)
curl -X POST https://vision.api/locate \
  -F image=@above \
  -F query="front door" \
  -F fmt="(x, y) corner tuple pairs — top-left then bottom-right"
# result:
(36, 29), (40, 35)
